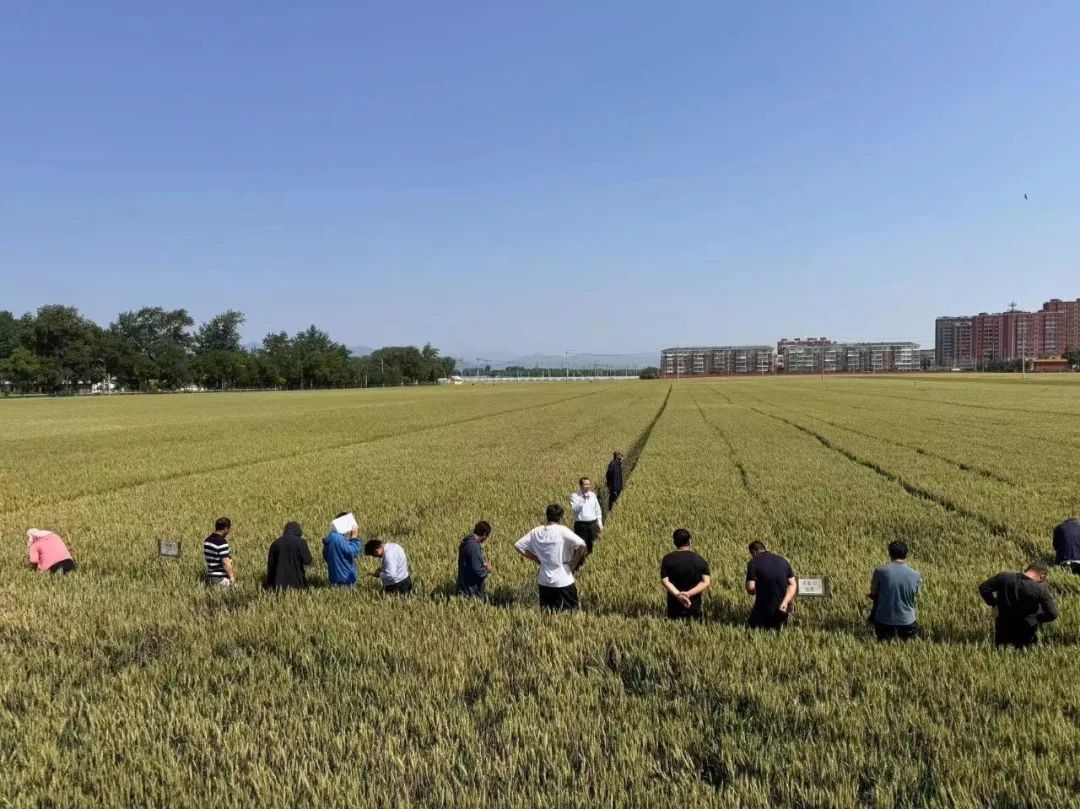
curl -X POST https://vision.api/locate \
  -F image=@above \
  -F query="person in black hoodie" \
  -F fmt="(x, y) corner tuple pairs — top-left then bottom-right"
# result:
(265, 522), (313, 591)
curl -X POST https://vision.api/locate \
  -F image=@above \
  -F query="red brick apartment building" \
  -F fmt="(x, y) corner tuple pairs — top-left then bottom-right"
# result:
(936, 298), (1080, 367)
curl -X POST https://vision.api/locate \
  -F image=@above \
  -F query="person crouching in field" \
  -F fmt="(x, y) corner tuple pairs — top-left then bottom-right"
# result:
(745, 541), (796, 630)
(364, 539), (412, 595)
(515, 504), (588, 612)
(265, 522), (313, 591)
(324, 512), (363, 586)
(979, 562), (1058, 648)
(868, 541), (922, 641)
(26, 529), (75, 574)
(1053, 517), (1080, 574)
(660, 528), (711, 621)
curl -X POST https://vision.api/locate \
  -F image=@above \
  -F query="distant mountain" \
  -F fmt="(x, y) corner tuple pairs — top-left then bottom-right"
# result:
(349, 345), (375, 357)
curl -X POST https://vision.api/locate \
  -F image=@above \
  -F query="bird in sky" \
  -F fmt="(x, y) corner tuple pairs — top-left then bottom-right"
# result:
(1024, 193), (1029, 200)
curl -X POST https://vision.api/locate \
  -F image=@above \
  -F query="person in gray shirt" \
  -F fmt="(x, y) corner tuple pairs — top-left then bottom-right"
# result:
(868, 541), (922, 641)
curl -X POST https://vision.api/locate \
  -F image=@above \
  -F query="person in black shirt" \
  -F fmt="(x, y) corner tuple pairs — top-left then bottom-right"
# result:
(606, 451), (625, 511)
(978, 562), (1058, 648)
(1052, 518), (1080, 573)
(660, 528), (711, 620)
(265, 522), (313, 591)
(457, 521), (492, 599)
(745, 541), (796, 630)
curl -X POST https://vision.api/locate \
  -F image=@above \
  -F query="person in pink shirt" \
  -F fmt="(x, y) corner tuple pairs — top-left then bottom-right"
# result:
(26, 529), (76, 574)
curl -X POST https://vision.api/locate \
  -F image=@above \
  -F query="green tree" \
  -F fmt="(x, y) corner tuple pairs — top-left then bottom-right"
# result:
(108, 307), (195, 390)
(0, 348), (43, 393)
(21, 305), (103, 392)
(193, 311), (248, 389)
(0, 311), (19, 360)
(196, 310), (246, 355)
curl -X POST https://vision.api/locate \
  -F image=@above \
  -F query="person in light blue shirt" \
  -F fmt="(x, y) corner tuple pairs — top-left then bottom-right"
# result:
(364, 539), (412, 595)
(868, 540), (922, 641)
(323, 512), (363, 586)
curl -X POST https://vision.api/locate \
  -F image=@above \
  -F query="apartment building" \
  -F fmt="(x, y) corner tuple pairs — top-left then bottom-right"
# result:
(934, 317), (974, 369)
(660, 346), (775, 377)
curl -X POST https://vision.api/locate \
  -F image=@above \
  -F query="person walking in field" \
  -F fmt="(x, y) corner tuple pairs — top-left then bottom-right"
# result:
(745, 541), (796, 630)
(365, 539), (412, 595)
(1052, 517), (1080, 574)
(868, 541), (921, 641)
(26, 529), (76, 574)
(515, 504), (588, 612)
(203, 517), (235, 587)
(570, 478), (603, 556)
(324, 512), (363, 586)
(979, 562), (1058, 648)
(660, 528), (711, 621)
(457, 521), (493, 599)
(264, 522), (313, 591)
(606, 451), (625, 511)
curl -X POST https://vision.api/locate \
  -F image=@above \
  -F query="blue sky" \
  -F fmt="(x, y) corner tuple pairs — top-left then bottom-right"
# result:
(3, 2), (1079, 359)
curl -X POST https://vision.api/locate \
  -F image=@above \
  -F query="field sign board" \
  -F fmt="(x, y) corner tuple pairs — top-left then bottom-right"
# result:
(797, 576), (829, 597)
(158, 539), (182, 558)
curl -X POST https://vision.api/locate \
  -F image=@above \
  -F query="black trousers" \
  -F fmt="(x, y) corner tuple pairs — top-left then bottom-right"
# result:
(608, 490), (621, 511)
(384, 577), (413, 596)
(48, 559), (76, 574)
(995, 621), (1038, 648)
(539, 583), (579, 612)
(874, 621), (920, 641)
(748, 610), (788, 631)
(573, 520), (600, 554)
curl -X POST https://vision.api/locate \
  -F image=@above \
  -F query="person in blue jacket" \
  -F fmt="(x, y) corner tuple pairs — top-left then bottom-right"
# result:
(323, 512), (363, 586)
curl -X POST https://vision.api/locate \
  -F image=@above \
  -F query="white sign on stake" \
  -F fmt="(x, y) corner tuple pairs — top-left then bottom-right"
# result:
(158, 539), (182, 558)
(797, 576), (828, 597)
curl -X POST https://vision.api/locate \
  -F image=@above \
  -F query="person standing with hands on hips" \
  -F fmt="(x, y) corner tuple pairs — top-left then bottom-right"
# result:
(570, 477), (603, 558)
(515, 504), (588, 612)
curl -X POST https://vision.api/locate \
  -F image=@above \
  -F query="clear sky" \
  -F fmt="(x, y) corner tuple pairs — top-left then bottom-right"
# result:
(3, 2), (1079, 358)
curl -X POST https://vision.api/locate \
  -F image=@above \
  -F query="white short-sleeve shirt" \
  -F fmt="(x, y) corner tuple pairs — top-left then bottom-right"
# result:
(514, 524), (586, 588)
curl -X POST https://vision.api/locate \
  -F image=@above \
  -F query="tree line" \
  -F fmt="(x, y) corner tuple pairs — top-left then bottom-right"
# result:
(0, 305), (456, 394)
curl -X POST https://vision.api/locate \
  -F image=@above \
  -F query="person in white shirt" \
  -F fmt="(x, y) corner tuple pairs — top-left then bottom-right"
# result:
(364, 539), (412, 595)
(569, 477), (603, 557)
(514, 504), (588, 612)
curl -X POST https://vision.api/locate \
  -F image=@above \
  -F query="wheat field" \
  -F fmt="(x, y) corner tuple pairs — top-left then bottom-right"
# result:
(2, 378), (1079, 808)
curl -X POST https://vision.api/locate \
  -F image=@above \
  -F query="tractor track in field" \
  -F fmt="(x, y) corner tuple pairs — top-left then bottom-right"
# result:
(688, 390), (754, 498)
(716, 386), (1015, 485)
(597, 384), (672, 512)
(788, 412), (1014, 486)
(818, 386), (1080, 420)
(744, 404), (1011, 537)
(1, 386), (615, 518)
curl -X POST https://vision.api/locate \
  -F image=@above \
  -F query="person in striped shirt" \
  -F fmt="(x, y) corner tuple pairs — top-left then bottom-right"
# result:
(203, 517), (236, 587)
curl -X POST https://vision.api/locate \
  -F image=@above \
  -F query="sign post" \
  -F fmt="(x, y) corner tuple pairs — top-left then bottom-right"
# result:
(797, 576), (829, 597)
(158, 539), (182, 558)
